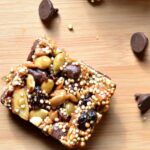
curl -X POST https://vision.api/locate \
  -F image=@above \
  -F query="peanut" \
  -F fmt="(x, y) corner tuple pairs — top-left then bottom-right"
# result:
(34, 56), (51, 69)
(41, 79), (54, 94)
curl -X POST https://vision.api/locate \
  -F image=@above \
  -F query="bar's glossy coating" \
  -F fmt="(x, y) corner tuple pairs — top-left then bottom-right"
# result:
(1, 37), (116, 148)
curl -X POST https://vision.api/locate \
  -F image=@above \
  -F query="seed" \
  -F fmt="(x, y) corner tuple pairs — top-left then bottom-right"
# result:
(64, 102), (75, 115)
(53, 52), (66, 74)
(41, 79), (54, 94)
(34, 56), (51, 69)
(26, 74), (35, 92)
(53, 48), (63, 56)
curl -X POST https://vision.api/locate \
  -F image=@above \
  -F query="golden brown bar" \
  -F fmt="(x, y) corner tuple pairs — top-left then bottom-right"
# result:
(1, 36), (116, 148)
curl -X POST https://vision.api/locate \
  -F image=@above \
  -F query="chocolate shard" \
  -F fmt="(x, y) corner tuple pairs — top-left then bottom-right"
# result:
(135, 93), (150, 114)
(27, 40), (39, 61)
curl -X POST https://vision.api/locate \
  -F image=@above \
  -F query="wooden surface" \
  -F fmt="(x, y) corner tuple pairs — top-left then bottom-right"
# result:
(1, 0), (150, 149)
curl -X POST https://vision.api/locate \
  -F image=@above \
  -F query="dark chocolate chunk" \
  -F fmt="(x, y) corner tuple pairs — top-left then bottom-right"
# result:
(27, 40), (39, 61)
(131, 32), (148, 54)
(39, 0), (58, 24)
(62, 65), (81, 80)
(28, 69), (48, 85)
(135, 93), (150, 114)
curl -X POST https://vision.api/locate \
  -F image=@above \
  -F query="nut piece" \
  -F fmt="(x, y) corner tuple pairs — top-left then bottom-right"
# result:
(41, 79), (54, 94)
(29, 109), (48, 119)
(26, 74), (35, 92)
(29, 109), (48, 127)
(12, 88), (29, 121)
(51, 89), (66, 97)
(50, 91), (67, 108)
(67, 93), (78, 103)
(53, 52), (66, 74)
(64, 102), (75, 115)
(50, 95), (67, 108)
(34, 56), (51, 69)
(49, 110), (58, 122)
(30, 117), (43, 127)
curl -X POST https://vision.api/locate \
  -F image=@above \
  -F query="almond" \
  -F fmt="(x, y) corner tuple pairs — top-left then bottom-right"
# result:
(12, 88), (29, 121)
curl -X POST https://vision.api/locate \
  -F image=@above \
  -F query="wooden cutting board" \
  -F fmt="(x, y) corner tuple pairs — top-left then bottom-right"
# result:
(0, 0), (150, 149)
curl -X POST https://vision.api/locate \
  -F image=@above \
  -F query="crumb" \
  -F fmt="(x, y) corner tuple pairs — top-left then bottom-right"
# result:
(68, 24), (73, 31)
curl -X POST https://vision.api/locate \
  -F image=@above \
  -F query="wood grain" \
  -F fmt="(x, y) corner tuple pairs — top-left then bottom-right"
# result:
(0, 0), (150, 149)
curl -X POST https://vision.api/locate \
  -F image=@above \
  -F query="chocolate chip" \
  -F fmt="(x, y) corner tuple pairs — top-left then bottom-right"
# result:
(131, 32), (148, 54)
(28, 69), (48, 85)
(27, 40), (39, 61)
(135, 93), (150, 114)
(62, 65), (81, 80)
(39, 0), (58, 25)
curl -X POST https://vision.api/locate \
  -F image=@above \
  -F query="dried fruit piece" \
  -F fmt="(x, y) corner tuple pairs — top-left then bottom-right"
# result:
(29, 86), (50, 110)
(34, 56), (52, 69)
(26, 74), (35, 92)
(78, 110), (97, 131)
(12, 88), (29, 121)
(41, 79), (54, 94)
(53, 52), (66, 74)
